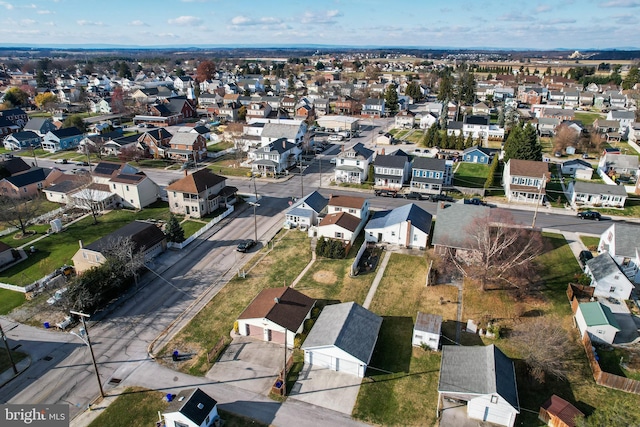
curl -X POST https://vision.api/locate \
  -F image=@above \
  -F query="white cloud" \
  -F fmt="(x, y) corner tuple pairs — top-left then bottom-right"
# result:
(37, 10), (54, 14)
(497, 12), (532, 22)
(231, 15), (252, 25)
(130, 20), (148, 27)
(536, 4), (552, 12)
(0, 1), (14, 10)
(301, 10), (343, 24)
(600, 0), (640, 6)
(20, 19), (36, 25)
(168, 15), (202, 25)
(77, 20), (106, 27)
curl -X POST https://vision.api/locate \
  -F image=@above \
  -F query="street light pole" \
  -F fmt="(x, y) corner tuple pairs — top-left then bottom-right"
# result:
(0, 322), (18, 375)
(70, 310), (104, 398)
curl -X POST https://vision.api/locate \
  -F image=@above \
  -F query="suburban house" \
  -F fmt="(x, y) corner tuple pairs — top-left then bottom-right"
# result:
(318, 195), (369, 248)
(0, 167), (62, 198)
(472, 102), (491, 115)
(461, 146), (496, 164)
(362, 98), (385, 117)
(538, 395), (584, 427)
(43, 174), (85, 205)
(326, 195), (369, 219)
(138, 128), (173, 159)
(259, 122), (306, 145)
(431, 203), (491, 256)
(334, 142), (374, 184)
(568, 181), (627, 209)
(584, 253), (634, 300)
(166, 169), (236, 218)
(0, 108), (28, 128)
(395, 110), (416, 128)
(71, 220), (166, 274)
(236, 286), (315, 347)
(412, 312), (442, 350)
(409, 157), (453, 195)
(418, 112), (438, 129)
(364, 203), (432, 249)
(162, 387), (219, 427)
(0, 241), (18, 268)
(373, 152), (411, 190)
(284, 190), (328, 229)
(167, 133), (207, 162)
(0, 157), (31, 176)
(575, 301), (621, 345)
(561, 159), (593, 179)
(462, 115), (491, 142)
(598, 153), (638, 182)
(607, 110), (635, 135)
(597, 223), (640, 284)
(537, 117), (562, 137)
(251, 138), (300, 176)
(3, 131), (41, 151)
(302, 302), (382, 378)
(437, 345), (520, 427)
(41, 127), (84, 153)
(502, 159), (549, 204)
(89, 161), (159, 209)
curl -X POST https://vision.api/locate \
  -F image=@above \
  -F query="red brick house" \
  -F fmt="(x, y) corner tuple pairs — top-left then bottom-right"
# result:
(167, 133), (207, 162)
(138, 128), (173, 158)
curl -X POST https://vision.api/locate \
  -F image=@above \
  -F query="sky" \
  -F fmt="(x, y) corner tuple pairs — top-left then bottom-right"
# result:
(0, 0), (638, 50)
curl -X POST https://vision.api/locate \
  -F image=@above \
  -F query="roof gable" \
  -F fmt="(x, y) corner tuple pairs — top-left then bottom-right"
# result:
(238, 287), (315, 331)
(84, 221), (165, 254)
(166, 169), (226, 194)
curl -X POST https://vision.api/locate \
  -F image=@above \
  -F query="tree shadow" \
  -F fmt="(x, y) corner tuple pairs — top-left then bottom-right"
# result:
(367, 316), (413, 375)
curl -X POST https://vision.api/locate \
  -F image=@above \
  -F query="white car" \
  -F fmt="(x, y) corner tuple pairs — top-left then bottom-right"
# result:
(47, 288), (68, 305)
(328, 134), (344, 142)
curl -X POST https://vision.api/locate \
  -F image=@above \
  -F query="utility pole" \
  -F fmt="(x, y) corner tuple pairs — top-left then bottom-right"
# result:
(531, 173), (547, 229)
(0, 322), (18, 375)
(70, 311), (104, 398)
(299, 158), (304, 199)
(251, 176), (259, 242)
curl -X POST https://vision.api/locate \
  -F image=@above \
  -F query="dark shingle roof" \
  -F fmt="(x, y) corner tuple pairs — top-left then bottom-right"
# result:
(166, 169), (225, 194)
(438, 345), (519, 411)
(6, 131), (40, 142)
(4, 167), (49, 187)
(464, 115), (490, 126)
(412, 157), (446, 171)
(302, 302), (382, 364)
(300, 190), (328, 213)
(432, 203), (490, 249)
(374, 154), (408, 168)
(238, 286), (315, 331)
(319, 212), (361, 232)
(0, 157), (31, 175)
(85, 221), (165, 254)
(50, 127), (83, 138)
(165, 388), (217, 426)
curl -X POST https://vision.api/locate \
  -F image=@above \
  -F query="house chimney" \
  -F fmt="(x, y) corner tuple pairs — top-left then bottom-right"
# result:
(440, 202), (445, 209)
(79, 240), (83, 249)
(381, 148), (385, 155)
(406, 220), (411, 247)
(283, 139), (286, 149)
(184, 168), (188, 177)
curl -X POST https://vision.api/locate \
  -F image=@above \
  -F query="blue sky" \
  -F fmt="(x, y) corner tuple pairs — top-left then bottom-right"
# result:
(0, 0), (638, 49)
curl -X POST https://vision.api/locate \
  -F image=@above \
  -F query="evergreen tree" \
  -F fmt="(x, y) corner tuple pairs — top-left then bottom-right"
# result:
(384, 83), (399, 115)
(437, 73), (454, 101)
(465, 134), (475, 149)
(456, 132), (466, 150)
(503, 124), (523, 162)
(484, 155), (498, 188)
(498, 107), (505, 127)
(166, 214), (185, 243)
(503, 123), (542, 162)
(523, 123), (542, 161)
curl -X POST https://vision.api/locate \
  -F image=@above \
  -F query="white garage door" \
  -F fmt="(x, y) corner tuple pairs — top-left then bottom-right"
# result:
(335, 357), (361, 377)
(307, 351), (332, 369)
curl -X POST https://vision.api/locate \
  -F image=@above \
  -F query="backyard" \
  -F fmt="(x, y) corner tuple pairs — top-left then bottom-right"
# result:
(452, 162), (490, 188)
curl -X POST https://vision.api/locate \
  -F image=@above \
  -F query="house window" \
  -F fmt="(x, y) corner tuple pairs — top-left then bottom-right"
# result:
(113, 184), (116, 189)
(391, 231), (395, 237)
(349, 209), (356, 214)
(125, 185), (129, 191)
(490, 395), (498, 404)
(82, 252), (87, 259)
(597, 329), (605, 334)
(335, 232), (343, 239)
(623, 257), (631, 266)
(610, 286), (616, 292)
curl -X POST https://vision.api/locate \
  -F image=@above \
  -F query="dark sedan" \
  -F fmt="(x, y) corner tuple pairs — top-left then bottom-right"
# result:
(403, 192), (423, 200)
(236, 239), (256, 253)
(577, 211), (601, 221)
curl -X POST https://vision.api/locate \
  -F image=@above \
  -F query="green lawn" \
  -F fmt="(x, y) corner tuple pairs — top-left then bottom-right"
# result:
(0, 202), (173, 287)
(206, 155), (253, 178)
(207, 140), (234, 152)
(580, 236), (600, 251)
(453, 162), (490, 187)
(575, 112), (604, 127)
(88, 387), (168, 427)
(180, 220), (204, 238)
(160, 230), (312, 376)
(0, 288), (27, 315)
(135, 159), (173, 169)
(0, 225), (50, 249)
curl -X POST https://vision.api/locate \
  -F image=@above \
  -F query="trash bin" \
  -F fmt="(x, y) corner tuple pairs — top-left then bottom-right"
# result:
(172, 350), (179, 361)
(166, 393), (173, 402)
(43, 322), (50, 329)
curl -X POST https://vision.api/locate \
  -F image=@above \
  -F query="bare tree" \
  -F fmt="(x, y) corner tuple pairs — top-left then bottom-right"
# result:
(442, 211), (545, 291)
(102, 235), (146, 282)
(511, 317), (573, 383)
(70, 177), (106, 225)
(553, 123), (580, 154)
(0, 195), (43, 235)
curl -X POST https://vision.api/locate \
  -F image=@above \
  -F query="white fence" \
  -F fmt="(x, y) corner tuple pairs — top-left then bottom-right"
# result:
(167, 205), (234, 250)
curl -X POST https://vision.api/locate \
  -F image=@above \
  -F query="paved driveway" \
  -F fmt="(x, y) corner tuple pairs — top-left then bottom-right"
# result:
(206, 336), (288, 395)
(288, 364), (363, 415)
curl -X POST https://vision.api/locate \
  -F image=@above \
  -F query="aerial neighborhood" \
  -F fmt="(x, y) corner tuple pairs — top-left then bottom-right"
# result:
(1, 44), (640, 427)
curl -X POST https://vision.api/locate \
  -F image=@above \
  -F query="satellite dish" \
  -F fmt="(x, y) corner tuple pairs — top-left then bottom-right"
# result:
(274, 297), (280, 304)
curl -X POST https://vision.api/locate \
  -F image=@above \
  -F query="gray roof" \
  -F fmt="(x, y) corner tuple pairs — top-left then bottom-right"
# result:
(432, 203), (490, 249)
(610, 110), (635, 120)
(438, 345), (519, 411)
(350, 142), (374, 160)
(603, 153), (638, 169)
(415, 312), (442, 334)
(261, 123), (301, 140)
(300, 190), (328, 213)
(412, 156), (447, 171)
(572, 181), (627, 197)
(258, 138), (297, 154)
(586, 252), (623, 280)
(165, 388), (217, 425)
(448, 121), (463, 130)
(374, 154), (408, 168)
(366, 203), (433, 235)
(607, 223), (640, 257)
(562, 158), (591, 168)
(302, 302), (382, 365)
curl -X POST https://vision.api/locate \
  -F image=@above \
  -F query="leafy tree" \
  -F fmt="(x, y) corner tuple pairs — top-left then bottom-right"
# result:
(63, 115), (87, 133)
(437, 73), (454, 101)
(457, 71), (476, 105)
(3, 87), (30, 107)
(504, 107), (519, 131)
(315, 61), (325, 70)
(34, 92), (58, 111)
(497, 107), (505, 127)
(622, 65), (640, 90)
(384, 83), (399, 115)
(166, 214), (185, 243)
(196, 60), (216, 82)
(238, 105), (247, 122)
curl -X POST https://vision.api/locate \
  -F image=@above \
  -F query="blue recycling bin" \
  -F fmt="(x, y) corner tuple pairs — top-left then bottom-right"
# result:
(43, 322), (50, 329)
(166, 393), (173, 402)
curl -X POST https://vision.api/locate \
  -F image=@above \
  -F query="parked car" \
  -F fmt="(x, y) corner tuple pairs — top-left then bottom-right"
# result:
(75, 161), (90, 166)
(55, 158), (68, 164)
(328, 134), (344, 142)
(403, 192), (423, 200)
(579, 250), (593, 267)
(577, 211), (601, 221)
(70, 168), (88, 174)
(430, 194), (455, 202)
(464, 198), (487, 206)
(375, 189), (397, 198)
(236, 239), (256, 253)
(47, 287), (68, 305)
(329, 158), (337, 164)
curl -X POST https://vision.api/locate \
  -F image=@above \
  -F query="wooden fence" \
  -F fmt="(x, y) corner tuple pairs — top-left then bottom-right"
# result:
(581, 333), (640, 395)
(206, 337), (227, 364)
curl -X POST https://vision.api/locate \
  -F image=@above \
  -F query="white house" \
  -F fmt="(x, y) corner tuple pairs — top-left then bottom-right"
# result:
(584, 253), (634, 300)
(568, 181), (627, 209)
(607, 110), (635, 135)
(597, 223), (640, 284)
(237, 287), (315, 347)
(326, 194), (369, 220)
(438, 345), (520, 427)
(575, 301), (621, 345)
(418, 112), (438, 129)
(365, 203), (432, 249)
(502, 159), (549, 204)
(284, 191), (328, 229)
(561, 159), (594, 179)
(334, 142), (375, 184)
(373, 152), (411, 190)
(302, 302), (382, 378)
(412, 312), (442, 350)
(251, 138), (301, 176)
(163, 388), (219, 427)
(91, 161), (160, 209)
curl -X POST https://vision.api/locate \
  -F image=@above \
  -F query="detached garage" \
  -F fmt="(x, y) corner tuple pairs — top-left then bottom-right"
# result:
(302, 302), (382, 378)
(237, 286), (315, 348)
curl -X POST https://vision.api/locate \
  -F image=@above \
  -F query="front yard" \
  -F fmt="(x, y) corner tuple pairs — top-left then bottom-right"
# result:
(453, 162), (490, 188)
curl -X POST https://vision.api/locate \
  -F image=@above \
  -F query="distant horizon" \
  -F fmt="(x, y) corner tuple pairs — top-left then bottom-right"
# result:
(0, 0), (639, 51)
